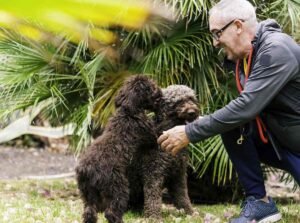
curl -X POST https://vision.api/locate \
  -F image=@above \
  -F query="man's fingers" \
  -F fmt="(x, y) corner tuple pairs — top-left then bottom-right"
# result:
(157, 132), (169, 144)
(171, 146), (182, 156)
(165, 143), (174, 152)
(161, 139), (171, 150)
(157, 125), (189, 156)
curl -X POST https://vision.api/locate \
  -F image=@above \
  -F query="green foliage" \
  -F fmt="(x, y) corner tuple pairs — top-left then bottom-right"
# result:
(189, 79), (237, 185)
(0, 31), (119, 152)
(254, 0), (300, 40)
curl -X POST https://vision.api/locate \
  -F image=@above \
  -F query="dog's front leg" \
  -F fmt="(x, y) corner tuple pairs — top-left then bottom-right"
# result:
(143, 175), (164, 219)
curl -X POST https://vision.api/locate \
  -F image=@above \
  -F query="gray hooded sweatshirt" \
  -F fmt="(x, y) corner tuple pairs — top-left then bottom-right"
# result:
(185, 19), (300, 151)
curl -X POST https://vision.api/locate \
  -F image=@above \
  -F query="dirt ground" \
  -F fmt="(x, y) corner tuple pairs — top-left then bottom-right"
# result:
(0, 146), (76, 179)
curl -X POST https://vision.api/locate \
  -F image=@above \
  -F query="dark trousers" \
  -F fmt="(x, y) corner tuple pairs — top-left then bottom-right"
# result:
(221, 127), (300, 199)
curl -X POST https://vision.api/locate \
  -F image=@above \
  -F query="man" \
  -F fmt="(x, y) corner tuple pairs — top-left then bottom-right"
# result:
(158, 0), (300, 222)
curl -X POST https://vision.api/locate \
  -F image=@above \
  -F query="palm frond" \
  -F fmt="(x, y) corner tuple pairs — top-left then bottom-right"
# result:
(189, 135), (232, 185)
(121, 18), (172, 53)
(92, 71), (132, 128)
(255, 0), (300, 40)
(189, 78), (237, 184)
(68, 103), (92, 154)
(264, 166), (299, 191)
(137, 22), (214, 85)
(165, 0), (212, 23)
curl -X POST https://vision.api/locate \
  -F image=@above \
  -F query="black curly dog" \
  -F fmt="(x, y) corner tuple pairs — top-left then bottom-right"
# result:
(75, 75), (162, 223)
(129, 85), (200, 218)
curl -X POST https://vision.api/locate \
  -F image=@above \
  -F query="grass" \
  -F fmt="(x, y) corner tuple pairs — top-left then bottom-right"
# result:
(0, 179), (299, 223)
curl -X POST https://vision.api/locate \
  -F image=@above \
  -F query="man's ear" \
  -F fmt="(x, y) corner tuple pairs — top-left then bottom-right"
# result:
(235, 20), (243, 34)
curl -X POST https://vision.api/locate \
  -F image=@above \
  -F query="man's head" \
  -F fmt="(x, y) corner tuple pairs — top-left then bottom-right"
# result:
(209, 0), (258, 61)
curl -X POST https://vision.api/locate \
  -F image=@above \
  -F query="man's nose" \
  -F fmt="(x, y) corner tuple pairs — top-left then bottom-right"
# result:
(213, 38), (220, 47)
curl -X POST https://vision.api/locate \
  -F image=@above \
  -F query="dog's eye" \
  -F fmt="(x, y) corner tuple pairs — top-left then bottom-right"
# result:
(174, 100), (184, 106)
(145, 86), (152, 93)
(186, 97), (197, 104)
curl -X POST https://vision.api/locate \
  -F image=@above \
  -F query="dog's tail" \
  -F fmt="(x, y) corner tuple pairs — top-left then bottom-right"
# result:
(76, 164), (114, 213)
(75, 163), (112, 190)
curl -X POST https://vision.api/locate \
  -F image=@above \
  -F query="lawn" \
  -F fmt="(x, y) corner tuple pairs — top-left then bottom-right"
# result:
(0, 179), (298, 223)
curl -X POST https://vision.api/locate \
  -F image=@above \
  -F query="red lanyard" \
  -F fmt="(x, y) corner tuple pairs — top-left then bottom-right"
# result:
(235, 47), (268, 144)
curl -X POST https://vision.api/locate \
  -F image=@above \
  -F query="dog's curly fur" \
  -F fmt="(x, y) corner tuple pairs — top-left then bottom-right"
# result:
(75, 75), (162, 223)
(129, 85), (200, 218)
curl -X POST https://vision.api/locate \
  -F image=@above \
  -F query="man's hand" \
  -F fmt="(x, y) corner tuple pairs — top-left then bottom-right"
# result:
(157, 125), (190, 156)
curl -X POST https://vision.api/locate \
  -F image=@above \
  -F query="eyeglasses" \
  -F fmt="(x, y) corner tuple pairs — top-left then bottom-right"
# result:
(211, 19), (244, 41)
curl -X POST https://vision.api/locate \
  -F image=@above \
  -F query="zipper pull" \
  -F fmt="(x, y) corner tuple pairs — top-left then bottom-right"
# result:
(237, 134), (244, 145)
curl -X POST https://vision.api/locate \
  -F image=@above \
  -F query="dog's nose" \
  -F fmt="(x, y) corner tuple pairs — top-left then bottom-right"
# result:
(154, 97), (161, 104)
(187, 110), (196, 116)
(186, 110), (199, 121)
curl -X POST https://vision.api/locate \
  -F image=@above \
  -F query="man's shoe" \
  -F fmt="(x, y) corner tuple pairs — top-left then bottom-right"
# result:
(230, 196), (282, 223)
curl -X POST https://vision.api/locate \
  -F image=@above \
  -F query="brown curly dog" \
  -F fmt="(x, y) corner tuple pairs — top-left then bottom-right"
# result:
(75, 75), (162, 223)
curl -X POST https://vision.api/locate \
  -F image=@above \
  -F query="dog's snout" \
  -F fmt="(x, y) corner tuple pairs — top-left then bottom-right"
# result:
(154, 91), (162, 103)
(187, 110), (196, 116)
(181, 104), (199, 122)
(155, 97), (161, 104)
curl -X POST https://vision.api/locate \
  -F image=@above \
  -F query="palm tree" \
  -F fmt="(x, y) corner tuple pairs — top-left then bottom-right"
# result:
(0, 0), (299, 194)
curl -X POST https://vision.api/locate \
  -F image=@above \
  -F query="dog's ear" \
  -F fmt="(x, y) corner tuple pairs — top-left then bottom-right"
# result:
(114, 85), (137, 113)
(161, 102), (177, 117)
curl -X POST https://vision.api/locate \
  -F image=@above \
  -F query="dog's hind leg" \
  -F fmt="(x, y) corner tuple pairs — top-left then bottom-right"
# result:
(104, 173), (129, 223)
(80, 186), (101, 223)
(83, 203), (98, 223)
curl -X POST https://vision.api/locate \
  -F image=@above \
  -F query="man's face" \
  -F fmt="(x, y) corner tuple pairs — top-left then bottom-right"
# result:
(209, 16), (243, 61)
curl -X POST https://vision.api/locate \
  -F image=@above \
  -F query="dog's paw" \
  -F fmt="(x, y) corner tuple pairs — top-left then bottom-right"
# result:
(193, 211), (200, 216)
(83, 206), (98, 223)
(105, 209), (124, 223)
